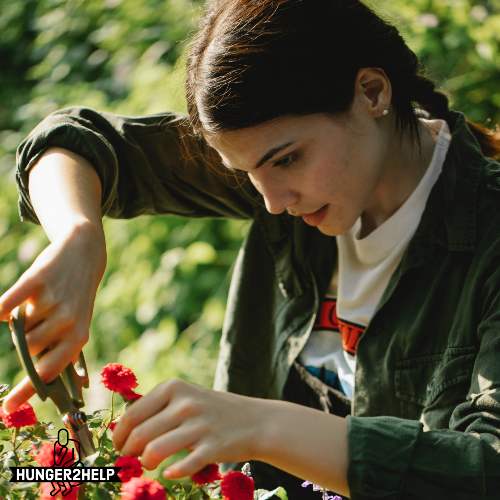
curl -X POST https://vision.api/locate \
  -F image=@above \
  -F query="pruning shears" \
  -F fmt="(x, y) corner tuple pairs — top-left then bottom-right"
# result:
(8, 303), (96, 459)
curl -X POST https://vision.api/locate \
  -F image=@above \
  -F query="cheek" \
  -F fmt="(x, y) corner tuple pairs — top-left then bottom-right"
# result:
(340, 140), (382, 188)
(311, 155), (349, 196)
(247, 173), (262, 194)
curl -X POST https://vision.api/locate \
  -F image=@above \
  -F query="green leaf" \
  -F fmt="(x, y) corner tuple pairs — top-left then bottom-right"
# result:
(90, 487), (114, 500)
(255, 487), (288, 500)
(0, 429), (12, 441)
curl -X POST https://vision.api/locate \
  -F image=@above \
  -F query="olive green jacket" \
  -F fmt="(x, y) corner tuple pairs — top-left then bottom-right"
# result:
(16, 108), (500, 499)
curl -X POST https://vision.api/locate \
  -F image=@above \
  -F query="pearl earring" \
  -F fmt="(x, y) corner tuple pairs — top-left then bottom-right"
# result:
(382, 109), (389, 116)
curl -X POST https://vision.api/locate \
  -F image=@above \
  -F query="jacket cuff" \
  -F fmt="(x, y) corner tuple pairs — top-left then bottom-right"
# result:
(347, 415), (422, 499)
(15, 110), (118, 224)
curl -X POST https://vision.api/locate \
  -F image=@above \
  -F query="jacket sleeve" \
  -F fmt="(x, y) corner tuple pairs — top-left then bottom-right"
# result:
(15, 106), (261, 224)
(346, 264), (500, 499)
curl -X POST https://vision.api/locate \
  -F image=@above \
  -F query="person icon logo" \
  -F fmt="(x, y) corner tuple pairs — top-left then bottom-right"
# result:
(49, 429), (84, 497)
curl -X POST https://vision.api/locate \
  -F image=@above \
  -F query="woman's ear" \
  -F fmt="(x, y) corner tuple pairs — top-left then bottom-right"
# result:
(355, 68), (392, 118)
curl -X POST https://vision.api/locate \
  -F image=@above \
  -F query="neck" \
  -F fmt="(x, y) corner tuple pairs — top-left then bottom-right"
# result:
(359, 119), (437, 238)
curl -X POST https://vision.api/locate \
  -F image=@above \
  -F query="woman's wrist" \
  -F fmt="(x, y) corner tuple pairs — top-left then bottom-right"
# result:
(252, 398), (350, 497)
(250, 398), (283, 463)
(65, 220), (107, 275)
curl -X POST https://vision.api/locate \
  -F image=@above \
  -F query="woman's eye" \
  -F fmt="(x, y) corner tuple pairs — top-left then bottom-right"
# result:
(272, 154), (295, 168)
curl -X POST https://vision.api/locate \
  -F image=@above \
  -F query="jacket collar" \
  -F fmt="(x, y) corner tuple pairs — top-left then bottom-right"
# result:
(396, 110), (485, 278)
(439, 110), (484, 252)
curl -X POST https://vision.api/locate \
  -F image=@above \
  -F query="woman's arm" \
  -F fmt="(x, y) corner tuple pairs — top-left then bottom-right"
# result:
(27, 147), (104, 243)
(0, 148), (107, 411)
(112, 378), (351, 497)
(4, 106), (260, 412)
(16, 107), (259, 224)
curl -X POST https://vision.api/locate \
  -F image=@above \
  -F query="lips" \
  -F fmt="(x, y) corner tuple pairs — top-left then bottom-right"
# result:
(301, 205), (328, 227)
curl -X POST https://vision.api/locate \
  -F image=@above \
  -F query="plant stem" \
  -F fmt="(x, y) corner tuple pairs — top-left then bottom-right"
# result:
(98, 392), (116, 449)
(11, 428), (19, 464)
(110, 391), (115, 425)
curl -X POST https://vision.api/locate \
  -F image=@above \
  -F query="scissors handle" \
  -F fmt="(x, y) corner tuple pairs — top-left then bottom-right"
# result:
(9, 304), (89, 414)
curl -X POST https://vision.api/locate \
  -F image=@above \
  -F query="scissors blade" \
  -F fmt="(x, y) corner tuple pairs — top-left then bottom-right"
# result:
(9, 304), (96, 458)
(63, 411), (97, 459)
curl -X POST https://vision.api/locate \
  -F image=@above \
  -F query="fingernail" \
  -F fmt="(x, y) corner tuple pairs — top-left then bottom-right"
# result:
(163, 468), (176, 478)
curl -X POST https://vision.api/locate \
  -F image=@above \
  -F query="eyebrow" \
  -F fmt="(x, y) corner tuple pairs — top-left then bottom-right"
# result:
(221, 141), (295, 172)
(255, 141), (295, 169)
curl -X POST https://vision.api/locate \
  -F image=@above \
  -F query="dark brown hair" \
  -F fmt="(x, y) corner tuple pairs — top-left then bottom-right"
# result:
(186, 0), (500, 159)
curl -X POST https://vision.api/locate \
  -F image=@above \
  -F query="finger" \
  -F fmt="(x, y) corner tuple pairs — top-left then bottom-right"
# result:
(25, 317), (72, 357)
(24, 299), (57, 332)
(140, 424), (203, 471)
(120, 400), (190, 457)
(0, 274), (39, 321)
(3, 341), (77, 412)
(113, 381), (179, 451)
(2, 375), (36, 413)
(163, 443), (212, 480)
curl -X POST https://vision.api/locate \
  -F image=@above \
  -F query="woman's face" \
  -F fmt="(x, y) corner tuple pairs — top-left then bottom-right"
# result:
(206, 111), (392, 237)
(204, 69), (420, 237)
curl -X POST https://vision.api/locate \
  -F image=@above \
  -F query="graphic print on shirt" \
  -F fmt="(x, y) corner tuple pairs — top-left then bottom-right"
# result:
(300, 296), (365, 398)
(313, 297), (365, 355)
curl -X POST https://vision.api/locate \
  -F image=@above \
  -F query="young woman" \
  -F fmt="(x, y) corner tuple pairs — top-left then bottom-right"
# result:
(3, 1), (500, 498)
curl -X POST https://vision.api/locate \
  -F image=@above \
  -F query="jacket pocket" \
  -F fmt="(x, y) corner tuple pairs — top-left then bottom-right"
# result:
(394, 346), (476, 421)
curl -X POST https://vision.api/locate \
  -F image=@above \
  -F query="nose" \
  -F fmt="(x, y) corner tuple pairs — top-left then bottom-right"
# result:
(249, 172), (299, 215)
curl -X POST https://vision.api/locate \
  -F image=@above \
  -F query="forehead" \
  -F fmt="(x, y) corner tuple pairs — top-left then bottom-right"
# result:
(205, 115), (294, 150)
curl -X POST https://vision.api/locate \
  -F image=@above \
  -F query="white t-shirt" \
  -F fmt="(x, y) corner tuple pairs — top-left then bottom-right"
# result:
(298, 118), (452, 399)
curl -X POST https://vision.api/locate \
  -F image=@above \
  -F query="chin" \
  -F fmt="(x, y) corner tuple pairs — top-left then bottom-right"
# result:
(317, 224), (343, 237)
(317, 217), (356, 237)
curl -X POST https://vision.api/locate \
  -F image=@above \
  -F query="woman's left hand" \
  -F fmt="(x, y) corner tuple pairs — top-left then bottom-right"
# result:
(112, 379), (267, 477)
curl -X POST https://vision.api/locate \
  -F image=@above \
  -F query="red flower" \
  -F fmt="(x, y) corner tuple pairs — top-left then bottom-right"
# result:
(191, 463), (222, 485)
(109, 420), (117, 431)
(115, 455), (143, 482)
(122, 389), (143, 401)
(32, 442), (55, 467)
(221, 471), (255, 500)
(2, 403), (37, 428)
(121, 476), (166, 500)
(32, 441), (76, 467)
(101, 363), (138, 396)
(39, 482), (79, 499)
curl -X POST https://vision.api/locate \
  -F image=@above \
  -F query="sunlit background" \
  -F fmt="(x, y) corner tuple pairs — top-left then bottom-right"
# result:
(0, 0), (498, 425)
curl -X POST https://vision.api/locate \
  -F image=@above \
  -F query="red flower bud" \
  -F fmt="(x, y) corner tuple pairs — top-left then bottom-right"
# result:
(32, 441), (76, 467)
(122, 389), (143, 401)
(115, 455), (143, 483)
(39, 482), (79, 499)
(2, 403), (37, 428)
(121, 476), (166, 500)
(100, 363), (138, 396)
(221, 471), (255, 500)
(191, 463), (222, 485)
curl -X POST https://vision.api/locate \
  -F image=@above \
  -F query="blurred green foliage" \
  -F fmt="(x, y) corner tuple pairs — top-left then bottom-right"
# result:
(0, 0), (498, 419)
(374, 0), (500, 123)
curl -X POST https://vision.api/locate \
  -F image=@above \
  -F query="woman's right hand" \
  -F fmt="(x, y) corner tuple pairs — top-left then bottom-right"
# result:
(0, 222), (106, 412)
